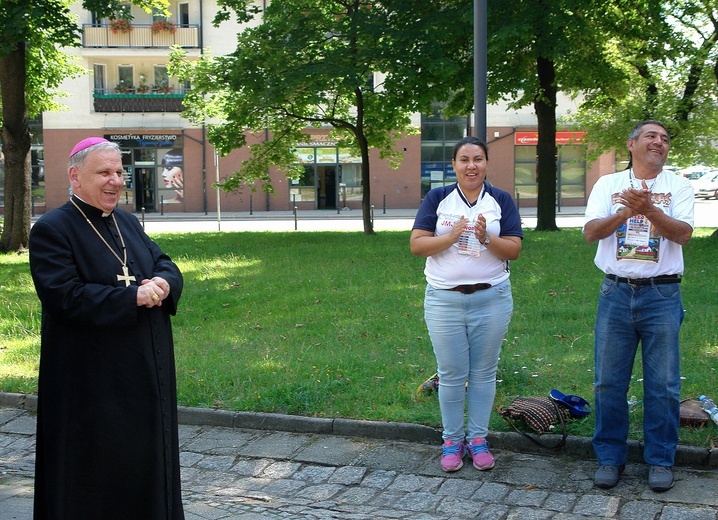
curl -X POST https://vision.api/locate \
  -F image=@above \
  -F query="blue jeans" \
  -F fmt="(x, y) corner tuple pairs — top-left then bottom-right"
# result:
(424, 279), (513, 442)
(592, 277), (683, 467)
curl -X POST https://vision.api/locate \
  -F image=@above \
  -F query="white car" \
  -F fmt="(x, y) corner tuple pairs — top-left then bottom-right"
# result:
(694, 171), (718, 199)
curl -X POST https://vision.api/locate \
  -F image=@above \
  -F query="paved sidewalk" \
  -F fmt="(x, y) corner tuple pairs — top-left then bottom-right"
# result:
(126, 198), (718, 233)
(2, 395), (716, 519)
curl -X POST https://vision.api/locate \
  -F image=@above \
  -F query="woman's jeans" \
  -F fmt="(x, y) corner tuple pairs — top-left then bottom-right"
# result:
(592, 277), (683, 467)
(424, 279), (513, 442)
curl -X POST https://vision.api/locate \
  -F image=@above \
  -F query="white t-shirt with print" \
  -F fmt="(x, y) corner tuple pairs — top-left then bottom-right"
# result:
(583, 169), (694, 278)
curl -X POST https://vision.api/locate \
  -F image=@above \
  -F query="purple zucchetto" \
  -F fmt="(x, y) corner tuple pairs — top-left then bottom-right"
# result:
(70, 137), (110, 158)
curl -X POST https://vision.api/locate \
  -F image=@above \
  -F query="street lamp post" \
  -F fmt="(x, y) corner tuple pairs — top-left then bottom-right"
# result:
(474, 0), (487, 142)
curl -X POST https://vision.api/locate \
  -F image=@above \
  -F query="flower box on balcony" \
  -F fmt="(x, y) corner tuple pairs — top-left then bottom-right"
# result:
(93, 92), (185, 113)
(109, 19), (132, 34)
(151, 20), (176, 34)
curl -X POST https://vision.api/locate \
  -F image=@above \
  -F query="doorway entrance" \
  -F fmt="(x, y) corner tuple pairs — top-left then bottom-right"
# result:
(318, 166), (337, 210)
(135, 167), (156, 212)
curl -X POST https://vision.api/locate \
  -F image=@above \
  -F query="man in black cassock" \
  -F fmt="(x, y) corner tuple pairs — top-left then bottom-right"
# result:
(29, 138), (185, 519)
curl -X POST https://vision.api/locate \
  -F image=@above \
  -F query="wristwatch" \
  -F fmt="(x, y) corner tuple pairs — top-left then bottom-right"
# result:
(482, 233), (491, 246)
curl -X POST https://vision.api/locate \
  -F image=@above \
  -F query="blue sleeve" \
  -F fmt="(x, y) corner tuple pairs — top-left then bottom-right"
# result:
(412, 186), (452, 232)
(492, 188), (523, 238)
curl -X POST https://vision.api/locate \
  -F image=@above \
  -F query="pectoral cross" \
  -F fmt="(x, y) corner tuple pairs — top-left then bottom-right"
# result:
(117, 265), (136, 287)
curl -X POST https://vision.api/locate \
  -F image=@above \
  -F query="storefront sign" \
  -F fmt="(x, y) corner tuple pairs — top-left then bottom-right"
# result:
(106, 134), (179, 148)
(514, 131), (586, 146)
(316, 148), (337, 163)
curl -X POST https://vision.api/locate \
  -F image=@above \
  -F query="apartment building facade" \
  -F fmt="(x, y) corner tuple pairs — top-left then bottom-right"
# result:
(10, 1), (617, 217)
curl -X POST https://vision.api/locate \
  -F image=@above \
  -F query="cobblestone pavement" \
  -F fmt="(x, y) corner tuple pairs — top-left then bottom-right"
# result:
(2, 404), (717, 520)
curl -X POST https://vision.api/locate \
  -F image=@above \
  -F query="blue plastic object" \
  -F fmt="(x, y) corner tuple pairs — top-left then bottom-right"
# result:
(549, 389), (591, 418)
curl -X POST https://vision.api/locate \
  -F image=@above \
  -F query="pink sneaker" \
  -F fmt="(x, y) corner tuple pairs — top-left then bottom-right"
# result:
(468, 438), (495, 470)
(440, 440), (465, 472)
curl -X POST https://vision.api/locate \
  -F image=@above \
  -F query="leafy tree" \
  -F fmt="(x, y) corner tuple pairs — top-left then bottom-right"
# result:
(0, 0), (167, 253)
(171, 0), (466, 235)
(468, 0), (640, 231)
(568, 1), (718, 168)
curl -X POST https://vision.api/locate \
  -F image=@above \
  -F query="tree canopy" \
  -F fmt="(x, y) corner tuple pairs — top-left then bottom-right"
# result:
(441, 0), (657, 230)
(3, 1), (716, 248)
(0, 0), (168, 252)
(568, 0), (718, 167)
(171, 0), (467, 234)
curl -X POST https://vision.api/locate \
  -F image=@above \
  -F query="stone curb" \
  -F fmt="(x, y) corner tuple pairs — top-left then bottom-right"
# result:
(3, 392), (715, 468)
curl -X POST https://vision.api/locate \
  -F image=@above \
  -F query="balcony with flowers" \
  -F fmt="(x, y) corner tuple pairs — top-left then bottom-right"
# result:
(93, 80), (188, 113)
(82, 21), (199, 48)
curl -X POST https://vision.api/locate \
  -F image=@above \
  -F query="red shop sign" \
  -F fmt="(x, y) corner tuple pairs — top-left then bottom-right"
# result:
(514, 131), (586, 146)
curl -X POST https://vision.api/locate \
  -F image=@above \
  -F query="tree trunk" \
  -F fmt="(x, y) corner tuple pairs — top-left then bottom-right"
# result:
(0, 43), (32, 252)
(359, 143), (374, 235)
(534, 56), (559, 232)
(354, 87), (374, 235)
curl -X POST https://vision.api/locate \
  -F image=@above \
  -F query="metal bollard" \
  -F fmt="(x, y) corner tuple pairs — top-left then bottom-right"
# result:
(293, 205), (298, 230)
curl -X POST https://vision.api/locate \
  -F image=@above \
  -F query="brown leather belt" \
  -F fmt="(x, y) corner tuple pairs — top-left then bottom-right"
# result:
(605, 274), (681, 286)
(447, 283), (492, 294)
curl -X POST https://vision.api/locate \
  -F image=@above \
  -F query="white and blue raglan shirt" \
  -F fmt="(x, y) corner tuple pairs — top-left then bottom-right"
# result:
(413, 183), (523, 289)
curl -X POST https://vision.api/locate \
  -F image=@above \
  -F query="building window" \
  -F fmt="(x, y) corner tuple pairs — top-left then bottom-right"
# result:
(154, 66), (170, 92)
(152, 7), (168, 22)
(179, 3), (190, 27)
(90, 12), (103, 27)
(117, 65), (134, 92)
(513, 144), (586, 204)
(514, 146), (538, 200)
(558, 145), (586, 201)
(290, 165), (317, 204)
(93, 64), (107, 94)
(420, 104), (465, 198)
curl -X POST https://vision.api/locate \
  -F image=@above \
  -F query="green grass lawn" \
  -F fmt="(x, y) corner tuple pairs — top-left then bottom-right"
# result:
(1, 227), (716, 447)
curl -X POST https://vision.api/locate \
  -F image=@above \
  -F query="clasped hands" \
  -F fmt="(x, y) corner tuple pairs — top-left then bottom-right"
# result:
(137, 276), (170, 308)
(450, 215), (488, 244)
(619, 180), (656, 218)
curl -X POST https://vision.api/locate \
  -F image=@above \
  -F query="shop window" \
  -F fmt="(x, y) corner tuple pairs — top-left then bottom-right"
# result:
(290, 165), (316, 204)
(291, 146), (363, 208)
(615, 151), (629, 173)
(420, 104), (465, 198)
(514, 146), (538, 201)
(558, 146), (586, 201)
(339, 164), (362, 205)
(514, 145), (586, 203)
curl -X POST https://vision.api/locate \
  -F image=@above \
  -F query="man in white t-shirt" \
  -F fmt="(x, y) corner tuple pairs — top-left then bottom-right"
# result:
(584, 120), (694, 492)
